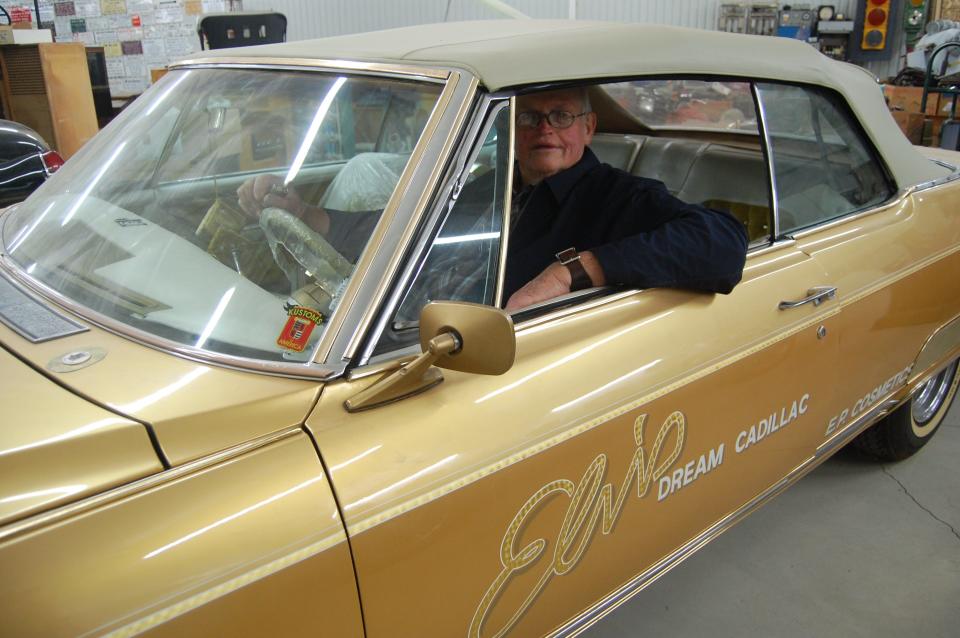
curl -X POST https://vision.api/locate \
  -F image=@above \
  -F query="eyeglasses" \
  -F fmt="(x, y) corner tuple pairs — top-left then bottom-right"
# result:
(516, 110), (589, 130)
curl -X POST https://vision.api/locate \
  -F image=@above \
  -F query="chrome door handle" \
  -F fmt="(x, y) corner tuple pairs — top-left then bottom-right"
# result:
(778, 286), (837, 310)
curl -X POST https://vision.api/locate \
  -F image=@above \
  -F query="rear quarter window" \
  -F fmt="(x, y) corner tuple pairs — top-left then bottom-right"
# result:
(756, 82), (895, 235)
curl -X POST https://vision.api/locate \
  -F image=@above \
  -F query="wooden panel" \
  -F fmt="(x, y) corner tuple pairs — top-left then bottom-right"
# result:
(2, 44), (43, 95)
(8, 93), (54, 146)
(38, 43), (98, 159)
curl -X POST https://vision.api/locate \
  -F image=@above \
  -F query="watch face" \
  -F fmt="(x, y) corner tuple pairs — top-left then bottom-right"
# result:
(818, 5), (835, 21)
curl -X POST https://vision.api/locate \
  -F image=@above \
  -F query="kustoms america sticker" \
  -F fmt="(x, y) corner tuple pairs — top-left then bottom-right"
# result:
(276, 306), (325, 352)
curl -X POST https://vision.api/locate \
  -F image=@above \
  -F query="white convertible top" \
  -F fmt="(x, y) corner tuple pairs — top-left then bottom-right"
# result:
(191, 20), (951, 187)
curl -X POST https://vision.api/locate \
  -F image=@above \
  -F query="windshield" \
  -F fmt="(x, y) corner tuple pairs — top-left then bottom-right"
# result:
(1, 67), (442, 362)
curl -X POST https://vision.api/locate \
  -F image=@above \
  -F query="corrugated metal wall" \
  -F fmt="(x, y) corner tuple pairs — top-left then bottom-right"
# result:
(242, 0), (902, 79)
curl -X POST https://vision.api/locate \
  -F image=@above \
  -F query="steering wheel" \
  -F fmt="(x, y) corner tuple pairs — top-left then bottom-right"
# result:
(258, 207), (353, 310)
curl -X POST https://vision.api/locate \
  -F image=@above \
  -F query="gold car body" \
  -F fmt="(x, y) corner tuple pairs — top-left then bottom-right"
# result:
(1, 20), (959, 638)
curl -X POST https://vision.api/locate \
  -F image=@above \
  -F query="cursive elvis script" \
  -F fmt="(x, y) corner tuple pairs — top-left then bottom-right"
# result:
(469, 411), (686, 638)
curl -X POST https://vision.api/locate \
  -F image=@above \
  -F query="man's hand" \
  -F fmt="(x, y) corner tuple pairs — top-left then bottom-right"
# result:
(237, 174), (306, 218)
(505, 251), (605, 311)
(236, 174), (329, 235)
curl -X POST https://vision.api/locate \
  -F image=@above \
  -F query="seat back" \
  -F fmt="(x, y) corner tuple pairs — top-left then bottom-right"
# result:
(590, 133), (644, 171)
(631, 138), (710, 194)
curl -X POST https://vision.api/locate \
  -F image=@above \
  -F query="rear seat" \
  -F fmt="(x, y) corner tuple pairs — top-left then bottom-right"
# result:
(632, 138), (711, 195)
(590, 133), (771, 242)
(590, 133), (643, 171)
(676, 144), (771, 241)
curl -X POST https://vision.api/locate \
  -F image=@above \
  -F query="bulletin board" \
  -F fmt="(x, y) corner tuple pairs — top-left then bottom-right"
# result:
(40, 0), (240, 97)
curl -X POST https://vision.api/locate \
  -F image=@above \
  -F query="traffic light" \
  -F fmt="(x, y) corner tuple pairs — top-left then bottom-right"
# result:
(861, 0), (892, 50)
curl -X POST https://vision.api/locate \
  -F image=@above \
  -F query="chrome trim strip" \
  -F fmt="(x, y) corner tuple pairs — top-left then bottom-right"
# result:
(551, 395), (900, 638)
(0, 427), (304, 543)
(494, 96), (517, 309)
(789, 187), (911, 241)
(929, 158), (957, 171)
(745, 236), (796, 258)
(753, 83), (780, 240)
(513, 288), (637, 333)
(913, 166), (960, 192)
(171, 56), (450, 81)
(815, 399), (900, 458)
(0, 254), (342, 380)
(348, 350), (418, 381)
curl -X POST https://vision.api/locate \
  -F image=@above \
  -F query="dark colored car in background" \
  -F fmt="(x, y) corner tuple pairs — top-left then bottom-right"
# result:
(0, 119), (63, 207)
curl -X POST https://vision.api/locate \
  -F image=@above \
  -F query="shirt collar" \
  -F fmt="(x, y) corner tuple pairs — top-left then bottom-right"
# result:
(512, 147), (600, 201)
(539, 146), (600, 203)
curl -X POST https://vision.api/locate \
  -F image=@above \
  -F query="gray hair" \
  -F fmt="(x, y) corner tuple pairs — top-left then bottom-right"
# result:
(520, 86), (592, 111)
(576, 86), (592, 112)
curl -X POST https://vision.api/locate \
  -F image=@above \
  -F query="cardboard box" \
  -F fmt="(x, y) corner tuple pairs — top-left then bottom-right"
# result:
(891, 111), (925, 144)
(922, 114), (949, 147)
(150, 68), (169, 84)
(883, 85), (939, 116)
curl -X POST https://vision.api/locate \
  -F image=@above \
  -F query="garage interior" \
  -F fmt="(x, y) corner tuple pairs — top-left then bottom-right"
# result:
(0, 1), (957, 636)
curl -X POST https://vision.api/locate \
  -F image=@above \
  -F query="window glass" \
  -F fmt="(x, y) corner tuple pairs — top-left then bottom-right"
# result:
(757, 83), (894, 234)
(2, 68), (442, 362)
(374, 105), (510, 353)
(599, 79), (770, 242)
(602, 79), (758, 132)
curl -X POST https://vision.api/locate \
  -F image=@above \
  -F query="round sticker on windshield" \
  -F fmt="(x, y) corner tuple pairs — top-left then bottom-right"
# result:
(277, 306), (325, 352)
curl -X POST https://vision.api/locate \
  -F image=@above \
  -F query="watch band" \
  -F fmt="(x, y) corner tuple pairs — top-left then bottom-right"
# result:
(556, 247), (593, 292)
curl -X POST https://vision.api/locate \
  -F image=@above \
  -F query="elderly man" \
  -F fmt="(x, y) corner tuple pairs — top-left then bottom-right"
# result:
(502, 87), (748, 310)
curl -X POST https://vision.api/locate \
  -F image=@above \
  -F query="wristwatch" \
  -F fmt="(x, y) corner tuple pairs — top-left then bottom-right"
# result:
(556, 247), (593, 292)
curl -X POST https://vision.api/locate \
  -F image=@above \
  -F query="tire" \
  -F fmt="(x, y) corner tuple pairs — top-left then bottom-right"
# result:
(853, 358), (960, 461)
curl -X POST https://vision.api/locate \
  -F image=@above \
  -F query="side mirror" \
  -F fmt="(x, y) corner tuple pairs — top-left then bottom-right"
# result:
(344, 301), (515, 412)
(420, 301), (515, 375)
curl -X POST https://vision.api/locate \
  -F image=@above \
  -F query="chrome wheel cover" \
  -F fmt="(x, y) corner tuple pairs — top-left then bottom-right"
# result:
(912, 361), (959, 426)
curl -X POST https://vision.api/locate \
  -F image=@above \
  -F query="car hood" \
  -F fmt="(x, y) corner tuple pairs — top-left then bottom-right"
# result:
(0, 346), (164, 527)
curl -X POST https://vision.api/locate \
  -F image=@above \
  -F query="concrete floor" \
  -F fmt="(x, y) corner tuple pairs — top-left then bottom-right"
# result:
(586, 400), (960, 638)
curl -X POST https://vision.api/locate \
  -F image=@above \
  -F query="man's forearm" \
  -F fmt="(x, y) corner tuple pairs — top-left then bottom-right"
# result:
(299, 203), (331, 236)
(505, 250), (604, 310)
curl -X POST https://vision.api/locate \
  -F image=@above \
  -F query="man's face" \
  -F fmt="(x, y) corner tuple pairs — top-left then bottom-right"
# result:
(515, 89), (597, 185)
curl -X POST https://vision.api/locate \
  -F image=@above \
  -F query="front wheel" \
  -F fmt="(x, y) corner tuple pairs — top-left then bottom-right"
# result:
(853, 358), (959, 461)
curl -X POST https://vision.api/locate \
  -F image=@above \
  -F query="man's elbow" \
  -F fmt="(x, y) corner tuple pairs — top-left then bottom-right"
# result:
(700, 221), (748, 294)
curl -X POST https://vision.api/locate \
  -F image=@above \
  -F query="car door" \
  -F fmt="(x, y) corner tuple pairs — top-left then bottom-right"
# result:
(756, 82), (960, 451)
(305, 93), (843, 637)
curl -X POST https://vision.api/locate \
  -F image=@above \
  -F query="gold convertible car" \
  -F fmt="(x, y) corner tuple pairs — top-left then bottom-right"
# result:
(2, 20), (958, 637)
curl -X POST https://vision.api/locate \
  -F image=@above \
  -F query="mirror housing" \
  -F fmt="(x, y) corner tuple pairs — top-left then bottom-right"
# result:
(420, 301), (515, 375)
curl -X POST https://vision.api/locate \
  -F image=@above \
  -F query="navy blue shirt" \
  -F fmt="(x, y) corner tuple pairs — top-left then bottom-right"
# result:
(504, 147), (748, 300)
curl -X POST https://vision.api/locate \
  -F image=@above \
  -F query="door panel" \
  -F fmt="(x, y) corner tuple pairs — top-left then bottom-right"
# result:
(307, 245), (843, 637)
(796, 188), (960, 445)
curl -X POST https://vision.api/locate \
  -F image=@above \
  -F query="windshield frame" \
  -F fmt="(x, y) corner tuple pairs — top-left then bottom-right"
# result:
(0, 58), (472, 379)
